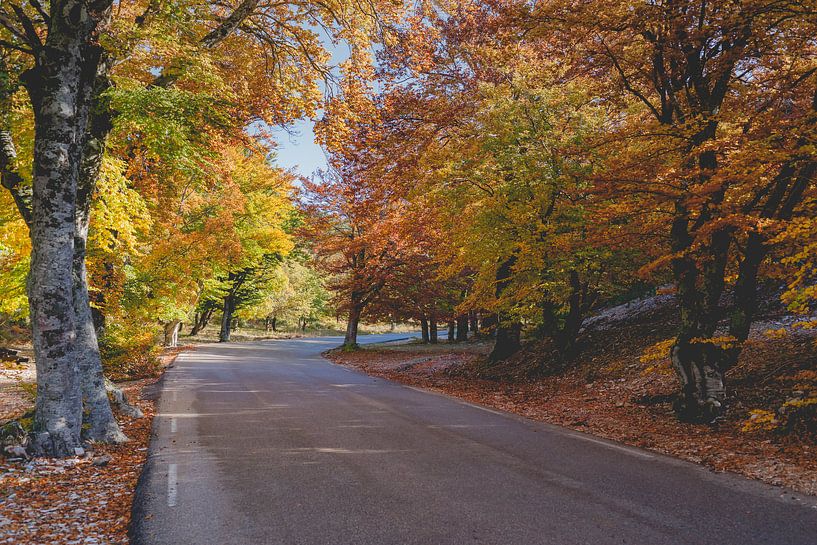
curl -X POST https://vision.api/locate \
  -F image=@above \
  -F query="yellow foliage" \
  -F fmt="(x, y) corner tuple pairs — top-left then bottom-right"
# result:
(689, 336), (738, 349)
(639, 338), (675, 364)
(742, 410), (779, 433)
(763, 328), (788, 339)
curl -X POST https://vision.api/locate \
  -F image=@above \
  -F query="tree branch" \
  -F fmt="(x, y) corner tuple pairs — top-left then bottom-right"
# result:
(150, 0), (260, 88)
(0, 128), (32, 226)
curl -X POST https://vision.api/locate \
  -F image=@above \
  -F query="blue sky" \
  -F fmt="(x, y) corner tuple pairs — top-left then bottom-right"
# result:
(267, 29), (353, 179)
(270, 120), (327, 179)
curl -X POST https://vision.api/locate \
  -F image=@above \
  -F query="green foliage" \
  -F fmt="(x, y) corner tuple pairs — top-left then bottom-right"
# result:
(244, 258), (331, 327)
(107, 86), (230, 177)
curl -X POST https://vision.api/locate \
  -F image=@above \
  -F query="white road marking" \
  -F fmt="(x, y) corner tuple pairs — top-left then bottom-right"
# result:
(461, 402), (507, 416)
(569, 434), (655, 459)
(170, 417), (177, 433)
(167, 463), (178, 507)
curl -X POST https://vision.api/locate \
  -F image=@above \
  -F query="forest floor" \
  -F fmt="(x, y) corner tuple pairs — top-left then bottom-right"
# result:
(327, 296), (817, 497)
(0, 349), (184, 544)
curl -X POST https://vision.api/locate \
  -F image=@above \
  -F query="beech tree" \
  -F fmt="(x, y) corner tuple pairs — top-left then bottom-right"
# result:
(538, 0), (817, 420)
(300, 164), (407, 348)
(0, 0), (401, 456)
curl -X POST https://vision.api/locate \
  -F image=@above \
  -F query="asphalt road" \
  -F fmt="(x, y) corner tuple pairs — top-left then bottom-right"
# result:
(131, 334), (817, 545)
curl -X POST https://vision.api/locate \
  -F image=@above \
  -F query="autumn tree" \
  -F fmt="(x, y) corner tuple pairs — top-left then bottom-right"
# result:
(0, 0), (401, 455)
(529, 0), (817, 420)
(300, 163), (408, 348)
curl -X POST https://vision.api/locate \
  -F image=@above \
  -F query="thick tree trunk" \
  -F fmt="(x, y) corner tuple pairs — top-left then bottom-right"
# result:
(344, 305), (362, 349)
(669, 203), (731, 422)
(24, 1), (114, 457)
(163, 320), (182, 348)
(489, 322), (522, 362)
(219, 296), (235, 343)
(429, 318), (438, 344)
(447, 320), (455, 343)
(271, 316), (277, 332)
(420, 316), (429, 343)
(455, 315), (468, 342)
(74, 209), (127, 443)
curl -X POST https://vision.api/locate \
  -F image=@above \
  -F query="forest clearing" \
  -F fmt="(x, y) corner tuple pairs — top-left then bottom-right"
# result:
(2, 1), (817, 543)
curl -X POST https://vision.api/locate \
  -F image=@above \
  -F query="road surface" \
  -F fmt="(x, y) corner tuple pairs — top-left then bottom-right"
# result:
(131, 334), (817, 545)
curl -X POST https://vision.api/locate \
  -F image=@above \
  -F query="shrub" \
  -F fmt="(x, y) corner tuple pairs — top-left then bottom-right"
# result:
(99, 320), (162, 380)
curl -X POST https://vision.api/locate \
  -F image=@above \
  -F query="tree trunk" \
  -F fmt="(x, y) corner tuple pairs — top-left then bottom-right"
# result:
(469, 312), (479, 337)
(429, 318), (438, 344)
(74, 207), (127, 443)
(219, 295), (235, 343)
(555, 270), (591, 356)
(105, 377), (143, 418)
(669, 202), (730, 422)
(24, 1), (114, 457)
(420, 316), (429, 343)
(489, 321), (522, 362)
(488, 256), (521, 363)
(481, 314), (497, 335)
(455, 315), (468, 342)
(301, 319), (307, 332)
(164, 320), (182, 348)
(271, 316), (277, 332)
(447, 320), (455, 343)
(189, 308), (213, 336)
(344, 305), (362, 349)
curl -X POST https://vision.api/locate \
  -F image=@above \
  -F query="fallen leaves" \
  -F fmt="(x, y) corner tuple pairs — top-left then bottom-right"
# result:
(0, 380), (157, 544)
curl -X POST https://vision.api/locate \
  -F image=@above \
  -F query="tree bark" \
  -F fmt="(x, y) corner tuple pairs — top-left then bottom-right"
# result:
(488, 256), (521, 362)
(669, 204), (731, 422)
(429, 317), (438, 344)
(189, 307), (214, 336)
(163, 320), (182, 347)
(481, 314), (497, 335)
(420, 316), (429, 343)
(455, 315), (468, 342)
(555, 270), (593, 357)
(469, 312), (479, 337)
(344, 305), (362, 349)
(23, 0), (115, 457)
(447, 320), (455, 343)
(73, 102), (127, 442)
(74, 209), (127, 443)
(489, 322), (521, 362)
(219, 295), (235, 343)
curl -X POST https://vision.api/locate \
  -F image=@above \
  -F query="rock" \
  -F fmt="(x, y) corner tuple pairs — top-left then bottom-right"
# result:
(91, 454), (112, 467)
(74, 447), (85, 457)
(4, 445), (29, 460)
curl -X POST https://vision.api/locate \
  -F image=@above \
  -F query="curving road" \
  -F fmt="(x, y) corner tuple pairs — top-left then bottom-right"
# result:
(131, 334), (817, 545)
